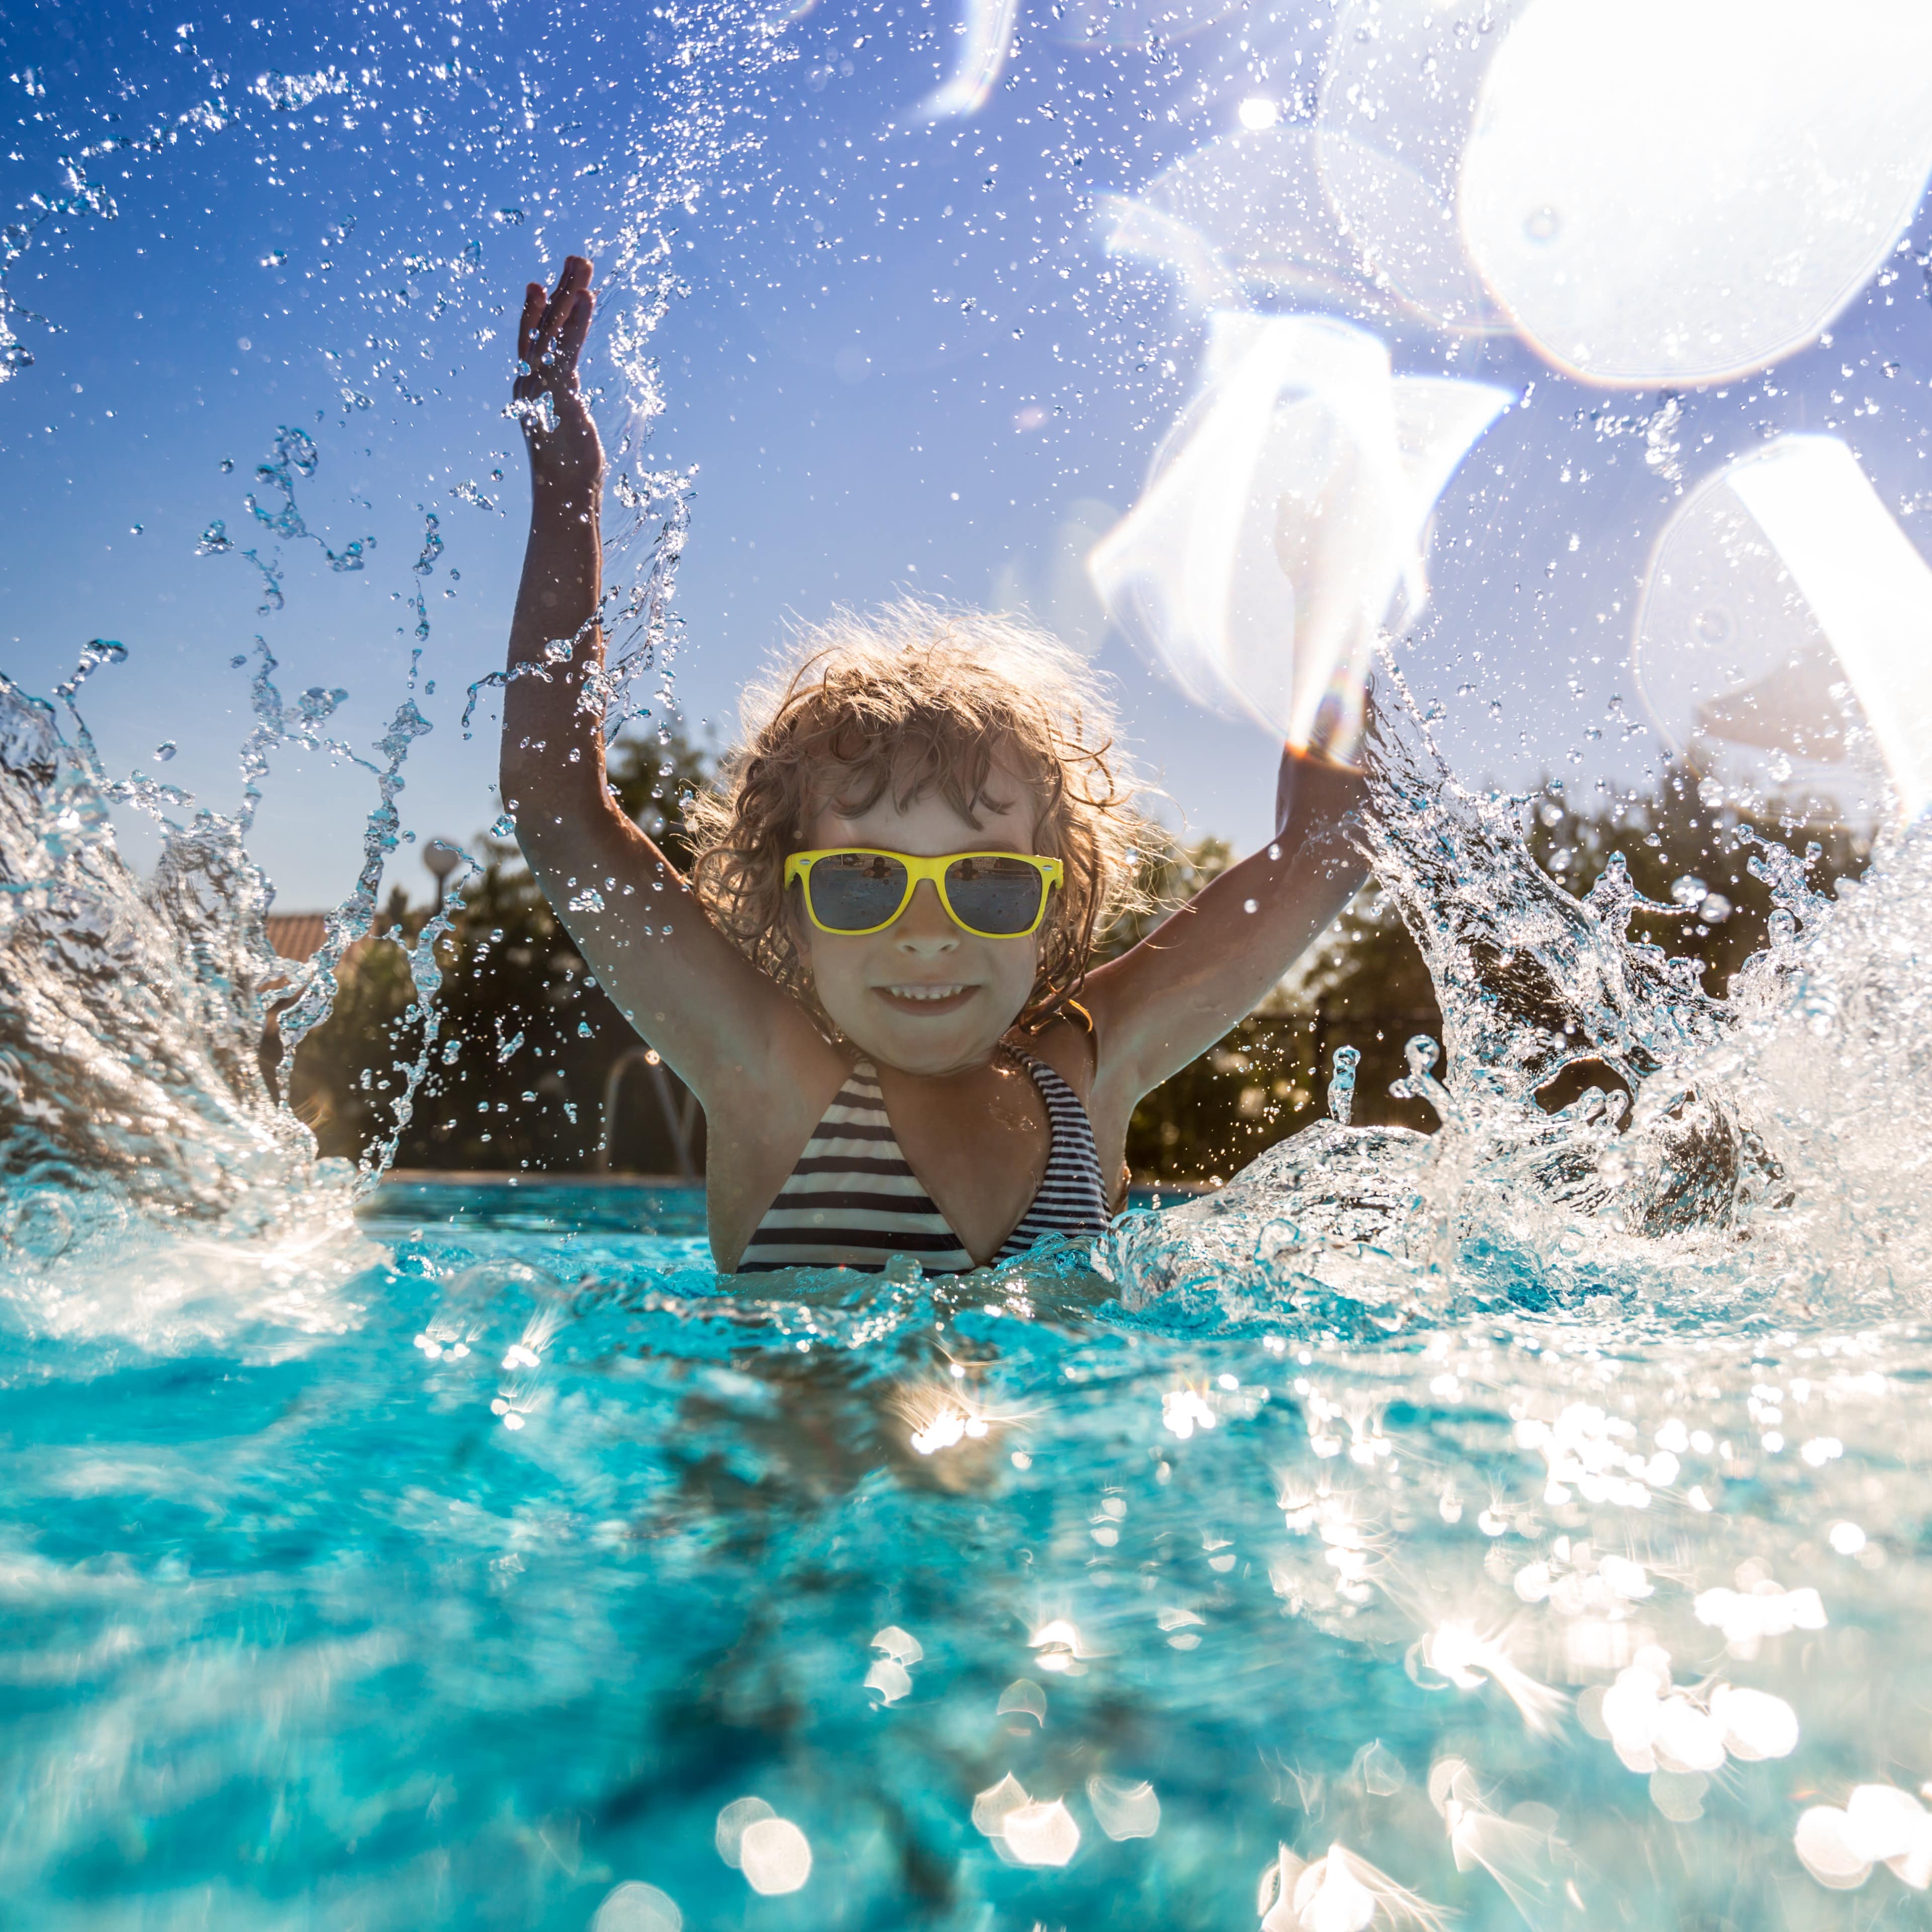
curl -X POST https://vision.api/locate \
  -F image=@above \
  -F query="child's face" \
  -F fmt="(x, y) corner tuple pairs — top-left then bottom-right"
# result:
(795, 774), (1047, 1077)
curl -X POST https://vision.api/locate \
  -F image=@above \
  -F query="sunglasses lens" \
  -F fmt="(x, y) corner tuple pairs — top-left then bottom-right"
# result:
(806, 852), (910, 931)
(944, 855), (1046, 936)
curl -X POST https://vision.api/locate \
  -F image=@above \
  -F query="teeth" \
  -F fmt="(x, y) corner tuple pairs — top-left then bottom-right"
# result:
(887, 985), (967, 1002)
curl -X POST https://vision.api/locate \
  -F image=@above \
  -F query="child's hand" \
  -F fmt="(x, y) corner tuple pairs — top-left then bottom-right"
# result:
(514, 254), (604, 497)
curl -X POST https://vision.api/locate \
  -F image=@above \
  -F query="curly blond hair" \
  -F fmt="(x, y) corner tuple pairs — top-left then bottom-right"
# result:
(684, 601), (1154, 1023)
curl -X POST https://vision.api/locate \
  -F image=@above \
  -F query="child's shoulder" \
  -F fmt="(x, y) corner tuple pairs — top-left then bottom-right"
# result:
(1008, 1010), (1098, 1098)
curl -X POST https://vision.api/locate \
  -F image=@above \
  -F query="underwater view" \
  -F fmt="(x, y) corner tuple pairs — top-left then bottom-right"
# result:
(9, 0), (1932, 1926)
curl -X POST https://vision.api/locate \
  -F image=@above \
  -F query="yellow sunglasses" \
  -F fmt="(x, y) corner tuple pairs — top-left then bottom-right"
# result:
(784, 848), (1064, 938)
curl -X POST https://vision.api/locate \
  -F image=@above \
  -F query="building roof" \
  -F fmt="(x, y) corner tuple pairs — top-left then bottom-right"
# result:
(265, 912), (330, 961)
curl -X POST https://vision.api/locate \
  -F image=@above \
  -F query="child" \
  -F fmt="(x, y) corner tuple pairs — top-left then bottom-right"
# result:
(502, 257), (1370, 1273)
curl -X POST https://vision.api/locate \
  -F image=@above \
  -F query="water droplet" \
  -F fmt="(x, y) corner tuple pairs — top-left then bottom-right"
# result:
(154, 741), (176, 762)
(1327, 1044), (1360, 1125)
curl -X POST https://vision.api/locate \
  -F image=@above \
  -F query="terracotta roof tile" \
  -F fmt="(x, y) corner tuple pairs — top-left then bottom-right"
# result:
(265, 912), (329, 961)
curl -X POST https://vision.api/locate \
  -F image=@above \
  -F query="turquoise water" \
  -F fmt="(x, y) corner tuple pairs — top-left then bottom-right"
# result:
(12, 655), (1932, 1928)
(11, 1113), (1932, 1931)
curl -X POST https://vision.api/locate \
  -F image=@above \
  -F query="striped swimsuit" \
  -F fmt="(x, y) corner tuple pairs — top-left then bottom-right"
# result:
(737, 1046), (1111, 1274)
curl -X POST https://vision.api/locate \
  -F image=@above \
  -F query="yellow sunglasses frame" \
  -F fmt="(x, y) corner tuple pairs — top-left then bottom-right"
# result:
(783, 848), (1065, 939)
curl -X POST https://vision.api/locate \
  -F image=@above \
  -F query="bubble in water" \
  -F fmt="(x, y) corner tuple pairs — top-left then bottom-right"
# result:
(997, 1678), (1046, 1723)
(591, 1883), (681, 1932)
(1002, 1799), (1079, 1868)
(714, 1797), (773, 1869)
(738, 1817), (812, 1893)
(1087, 1775), (1161, 1839)
(5, 1190), (73, 1260)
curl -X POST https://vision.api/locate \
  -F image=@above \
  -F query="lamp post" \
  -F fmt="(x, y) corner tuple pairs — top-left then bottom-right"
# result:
(423, 838), (461, 904)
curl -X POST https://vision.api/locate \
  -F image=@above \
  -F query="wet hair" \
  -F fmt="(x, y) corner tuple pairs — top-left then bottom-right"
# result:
(684, 600), (1154, 1022)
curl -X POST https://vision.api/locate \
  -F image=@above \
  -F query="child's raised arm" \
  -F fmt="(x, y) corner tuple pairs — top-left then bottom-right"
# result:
(498, 258), (828, 1130)
(1078, 743), (1370, 1131)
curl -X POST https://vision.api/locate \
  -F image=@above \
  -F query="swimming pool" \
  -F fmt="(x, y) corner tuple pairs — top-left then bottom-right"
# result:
(8, 1064), (1932, 1932)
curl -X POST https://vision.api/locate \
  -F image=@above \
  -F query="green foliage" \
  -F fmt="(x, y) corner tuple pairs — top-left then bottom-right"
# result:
(607, 721), (713, 871)
(288, 724), (714, 1173)
(1093, 826), (1234, 962)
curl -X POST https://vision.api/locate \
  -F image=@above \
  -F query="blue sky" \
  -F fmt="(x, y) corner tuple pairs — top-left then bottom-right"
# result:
(3, 0), (1929, 909)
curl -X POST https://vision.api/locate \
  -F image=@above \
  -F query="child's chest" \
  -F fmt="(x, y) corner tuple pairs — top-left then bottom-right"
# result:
(873, 1058), (1051, 1264)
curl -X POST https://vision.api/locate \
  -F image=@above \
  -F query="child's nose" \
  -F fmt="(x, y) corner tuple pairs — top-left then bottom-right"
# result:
(893, 880), (961, 952)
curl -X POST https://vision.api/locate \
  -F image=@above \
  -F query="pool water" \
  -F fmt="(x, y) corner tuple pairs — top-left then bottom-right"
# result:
(7, 1135), (1932, 1931)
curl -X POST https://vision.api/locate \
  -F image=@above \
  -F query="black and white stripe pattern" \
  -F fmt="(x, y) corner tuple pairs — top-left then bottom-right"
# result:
(737, 1061), (975, 1274)
(737, 1048), (1110, 1275)
(991, 1048), (1111, 1262)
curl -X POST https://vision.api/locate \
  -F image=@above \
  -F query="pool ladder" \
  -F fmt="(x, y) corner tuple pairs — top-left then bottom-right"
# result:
(595, 1047), (703, 1182)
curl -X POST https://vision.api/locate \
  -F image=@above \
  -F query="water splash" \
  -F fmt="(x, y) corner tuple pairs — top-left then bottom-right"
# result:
(0, 654), (312, 1243)
(1098, 670), (1923, 1329)
(4, 664), (1932, 1917)
(0, 609), (467, 1270)
(0, 70), (236, 381)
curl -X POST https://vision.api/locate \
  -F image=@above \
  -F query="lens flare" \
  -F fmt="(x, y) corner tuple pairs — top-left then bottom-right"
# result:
(1633, 436), (1932, 824)
(1100, 128), (1367, 313)
(1460, 0), (1932, 385)
(1316, 0), (1522, 332)
(1427, 1756), (1560, 1919)
(1258, 1841), (1448, 1931)
(1090, 311), (1508, 758)
(920, 0), (1020, 119)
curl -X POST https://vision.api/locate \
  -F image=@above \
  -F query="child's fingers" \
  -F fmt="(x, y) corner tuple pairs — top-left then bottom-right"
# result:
(526, 256), (595, 371)
(558, 286), (595, 369)
(516, 282), (545, 366)
(534, 260), (581, 353)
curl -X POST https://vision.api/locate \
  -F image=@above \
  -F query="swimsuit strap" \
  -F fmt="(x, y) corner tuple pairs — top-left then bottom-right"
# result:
(991, 1046), (1112, 1261)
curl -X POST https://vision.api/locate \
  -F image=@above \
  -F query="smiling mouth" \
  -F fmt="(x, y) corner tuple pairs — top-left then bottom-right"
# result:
(874, 984), (976, 1013)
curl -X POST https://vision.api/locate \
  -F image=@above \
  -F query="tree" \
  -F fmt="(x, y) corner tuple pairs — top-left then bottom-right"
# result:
(288, 723), (714, 1172)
